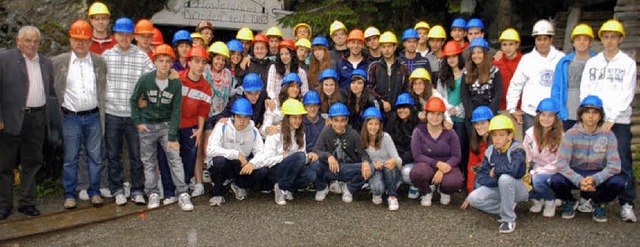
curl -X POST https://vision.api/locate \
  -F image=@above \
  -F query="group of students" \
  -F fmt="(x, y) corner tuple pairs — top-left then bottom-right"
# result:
(49, 2), (637, 234)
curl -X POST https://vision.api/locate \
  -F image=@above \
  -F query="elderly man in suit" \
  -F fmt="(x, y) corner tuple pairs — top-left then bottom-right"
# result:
(0, 26), (58, 219)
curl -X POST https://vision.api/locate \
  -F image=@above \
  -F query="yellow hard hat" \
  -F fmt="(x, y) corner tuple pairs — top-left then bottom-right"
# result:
(571, 24), (594, 41)
(236, 27), (254, 41)
(281, 99), (308, 115)
(293, 23), (312, 35)
(265, 26), (283, 38)
(598, 19), (625, 39)
(208, 41), (230, 58)
(379, 31), (398, 45)
(409, 68), (431, 82)
(498, 28), (521, 43)
(191, 33), (205, 43)
(295, 38), (311, 50)
(427, 25), (447, 39)
(364, 26), (381, 39)
(488, 115), (515, 134)
(329, 20), (347, 37)
(414, 21), (431, 31)
(88, 2), (110, 17)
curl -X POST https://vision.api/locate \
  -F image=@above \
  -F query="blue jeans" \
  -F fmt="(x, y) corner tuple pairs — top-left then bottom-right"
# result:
(309, 161), (365, 194)
(522, 113), (535, 134)
(467, 175), (529, 223)
(369, 166), (401, 197)
(178, 126), (198, 184)
(208, 156), (269, 197)
(550, 169), (626, 204)
(454, 121), (469, 182)
(562, 120), (576, 132)
(105, 114), (144, 197)
(611, 124), (635, 206)
(530, 173), (554, 201)
(62, 112), (103, 199)
(157, 144), (175, 198)
(274, 152), (316, 192)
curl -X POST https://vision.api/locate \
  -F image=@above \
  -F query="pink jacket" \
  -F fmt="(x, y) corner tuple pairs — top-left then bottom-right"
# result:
(523, 127), (559, 175)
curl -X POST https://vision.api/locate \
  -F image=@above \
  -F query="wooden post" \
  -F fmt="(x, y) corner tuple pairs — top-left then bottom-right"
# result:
(563, 6), (581, 54)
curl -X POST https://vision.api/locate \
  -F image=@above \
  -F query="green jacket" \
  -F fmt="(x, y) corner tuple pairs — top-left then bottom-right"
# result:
(130, 71), (182, 141)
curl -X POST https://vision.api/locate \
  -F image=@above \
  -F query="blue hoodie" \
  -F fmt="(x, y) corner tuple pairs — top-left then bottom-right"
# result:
(550, 51), (596, 120)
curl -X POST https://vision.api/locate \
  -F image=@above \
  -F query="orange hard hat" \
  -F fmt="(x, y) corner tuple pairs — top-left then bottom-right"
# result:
(135, 19), (154, 34)
(277, 39), (296, 50)
(69, 19), (93, 39)
(151, 28), (164, 45)
(425, 97), (446, 112)
(347, 29), (365, 42)
(440, 40), (463, 58)
(252, 33), (269, 45)
(187, 45), (210, 61)
(152, 44), (176, 61)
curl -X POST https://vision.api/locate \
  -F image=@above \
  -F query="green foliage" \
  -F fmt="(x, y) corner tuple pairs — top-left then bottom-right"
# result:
(36, 179), (62, 198)
(635, 145), (640, 180)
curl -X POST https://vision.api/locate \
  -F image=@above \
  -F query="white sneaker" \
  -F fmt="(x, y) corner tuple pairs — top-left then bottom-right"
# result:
(372, 195), (383, 205)
(163, 196), (177, 205)
(230, 183), (247, 200)
(123, 182), (131, 198)
(407, 186), (419, 199)
(209, 196), (225, 207)
(115, 194), (127, 206)
(329, 181), (343, 194)
(621, 204), (637, 223)
(388, 196), (399, 211)
(285, 191), (293, 201)
(274, 184), (286, 205)
(529, 199), (543, 213)
(440, 193), (451, 205)
(315, 186), (329, 201)
(202, 170), (212, 184)
(100, 188), (112, 198)
(543, 200), (556, 218)
(132, 194), (146, 204)
(555, 199), (562, 207)
(178, 193), (194, 211)
(341, 183), (352, 203)
(420, 193), (433, 207)
(191, 184), (204, 197)
(147, 193), (160, 209)
(577, 198), (594, 213)
(189, 177), (196, 190)
(78, 190), (90, 201)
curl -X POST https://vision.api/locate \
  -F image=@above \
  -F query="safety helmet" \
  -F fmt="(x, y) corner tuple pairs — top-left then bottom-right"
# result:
(488, 115), (515, 133)
(281, 73), (302, 86)
(231, 98), (253, 116)
(362, 107), (383, 121)
(312, 36), (329, 47)
(69, 20), (93, 39)
(328, 102), (350, 117)
(293, 23), (312, 36)
(532, 19), (554, 36)
(347, 29), (365, 42)
(236, 27), (254, 41)
(152, 44), (176, 61)
(427, 25), (447, 39)
(466, 18), (485, 31)
(451, 18), (467, 29)
(536, 98), (560, 113)
(579, 95), (603, 109)
(242, 73), (263, 92)
(208, 41), (229, 58)
(319, 68), (339, 82)
(88, 2), (110, 17)
(570, 24), (594, 41)
(113, 17), (135, 33)
(395, 92), (416, 106)
(441, 40), (463, 57)
(196, 20), (213, 32)
(498, 28), (521, 43)
(226, 39), (244, 53)
(402, 28), (420, 41)
(469, 37), (490, 51)
(598, 19), (625, 39)
(134, 19), (154, 34)
(425, 97), (446, 112)
(277, 39), (296, 50)
(414, 21), (431, 31)
(281, 99), (308, 115)
(295, 38), (311, 50)
(187, 45), (209, 61)
(265, 26), (283, 38)
(252, 34), (269, 45)
(191, 33), (206, 43)
(172, 30), (193, 46)
(471, 106), (494, 123)
(303, 90), (321, 105)
(409, 68), (431, 82)
(329, 20), (347, 37)
(350, 69), (368, 84)
(364, 27), (381, 39)
(151, 28), (164, 45)
(379, 31), (398, 45)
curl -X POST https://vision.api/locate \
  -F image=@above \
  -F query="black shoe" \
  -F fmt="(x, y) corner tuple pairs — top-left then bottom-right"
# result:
(0, 208), (11, 220)
(17, 206), (40, 216)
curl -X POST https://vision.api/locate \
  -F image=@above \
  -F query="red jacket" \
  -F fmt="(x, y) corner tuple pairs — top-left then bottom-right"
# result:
(492, 51), (523, 111)
(467, 141), (487, 192)
(179, 69), (212, 128)
(90, 35), (117, 55)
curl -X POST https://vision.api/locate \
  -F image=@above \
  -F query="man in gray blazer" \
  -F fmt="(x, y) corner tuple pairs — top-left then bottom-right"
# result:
(0, 26), (58, 219)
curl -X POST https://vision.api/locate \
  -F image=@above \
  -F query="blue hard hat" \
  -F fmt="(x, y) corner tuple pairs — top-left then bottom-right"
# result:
(172, 30), (193, 46)
(395, 92), (416, 106)
(536, 98), (560, 113)
(113, 17), (135, 33)
(451, 18), (467, 29)
(471, 106), (494, 123)
(231, 98), (253, 116)
(466, 18), (485, 30)
(468, 37), (490, 51)
(328, 102), (350, 117)
(226, 39), (244, 53)
(281, 73), (302, 86)
(319, 68), (339, 82)
(312, 36), (329, 48)
(242, 73), (263, 92)
(303, 90), (321, 105)
(580, 95), (603, 109)
(362, 107), (383, 121)
(350, 69), (368, 84)
(402, 28), (420, 41)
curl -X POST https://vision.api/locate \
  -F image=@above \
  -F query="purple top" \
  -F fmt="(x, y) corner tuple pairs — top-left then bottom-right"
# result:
(411, 124), (461, 168)
(172, 60), (188, 72)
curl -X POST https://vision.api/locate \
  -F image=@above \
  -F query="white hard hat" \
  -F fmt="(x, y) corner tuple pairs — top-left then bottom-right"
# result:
(532, 19), (554, 36)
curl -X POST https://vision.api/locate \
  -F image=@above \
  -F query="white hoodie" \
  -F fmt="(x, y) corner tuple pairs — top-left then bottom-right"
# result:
(506, 46), (565, 116)
(252, 131), (307, 169)
(580, 50), (637, 124)
(206, 119), (264, 166)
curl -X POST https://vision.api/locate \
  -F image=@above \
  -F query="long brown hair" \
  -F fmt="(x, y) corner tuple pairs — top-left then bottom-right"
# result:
(408, 78), (433, 104)
(533, 112), (563, 152)
(308, 46), (331, 89)
(319, 78), (341, 113)
(470, 121), (492, 154)
(464, 48), (492, 85)
(281, 115), (306, 151)
(278, 82), (301, 107)
(361, 118), (382, 149)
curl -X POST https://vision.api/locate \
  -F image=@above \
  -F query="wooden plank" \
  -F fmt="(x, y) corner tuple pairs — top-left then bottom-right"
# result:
(615, 5), (640, 12)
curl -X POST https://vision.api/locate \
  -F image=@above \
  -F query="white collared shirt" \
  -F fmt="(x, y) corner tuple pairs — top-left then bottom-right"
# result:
(23, 53), (46, 107)
(63, 52), (98, 111)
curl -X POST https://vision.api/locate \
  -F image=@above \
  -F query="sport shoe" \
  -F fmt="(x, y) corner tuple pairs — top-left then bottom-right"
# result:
(529, 199), (543, 213)
(123, 182), (131, 198)
(555, 199), (562, 207)
(274, 184), (286, 205)
(372, 195), (383, 205)
(191, 184), (204, 197)
(543, 200), (556, 217)
(132, 194), (146, 205)
(499, 221), (516, 233)
(202, 170), (212, 184)
(115, 194), (127, 206)
(163, 196), (177, 205)
(388, 196), (399, 211)
(78, 190), (89, 201)
(209, 196), (225, 207)
(329, 181), (343, 194)
(407, 186), (419, 199)
(315, 186), (329, 201)
(577, 198), (594, 213)
(230, 183), (247, 200)
(189, 177), (196, 190)
(341, 183), (352, 203)
(147, 193), (160, 209)
(440, 193), (451, 205)
(621, 203), (637, 223)
(592, 203), (608, 223)
(561, 201), (577, 219)
(178, 193), (194, 211)
(420, 193), (433, 207)
(91, 195), (104, 206)
(100, 188), (112, 198)
(64, 199), (77, 209)
(285, 191), (294, 201)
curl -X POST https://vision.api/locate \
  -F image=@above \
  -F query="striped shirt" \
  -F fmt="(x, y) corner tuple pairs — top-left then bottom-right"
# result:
(23, 54), (46, 107)
(103, 45), (155, 117)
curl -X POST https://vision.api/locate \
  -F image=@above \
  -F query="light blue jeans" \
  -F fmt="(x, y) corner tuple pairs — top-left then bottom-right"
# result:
(369, 166), (401, 197)
(467, 175), (529, 223)
(530, 173), (555, 201)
